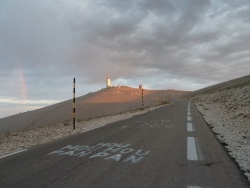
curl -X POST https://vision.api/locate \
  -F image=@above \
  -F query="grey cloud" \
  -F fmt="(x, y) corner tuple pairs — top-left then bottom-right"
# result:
(142, 0), (176, 16)
(0, 0), (250, 105)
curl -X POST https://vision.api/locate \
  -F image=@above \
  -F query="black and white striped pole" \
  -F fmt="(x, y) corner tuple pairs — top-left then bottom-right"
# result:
(166, 94), (169, 103)
(73, 78), (76, 130)
(142, 88), (144, 109)
(167, 93), (171, 103)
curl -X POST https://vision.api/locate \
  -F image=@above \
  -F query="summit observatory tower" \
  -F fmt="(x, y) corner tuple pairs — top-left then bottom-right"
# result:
(106, 74), (111, 88)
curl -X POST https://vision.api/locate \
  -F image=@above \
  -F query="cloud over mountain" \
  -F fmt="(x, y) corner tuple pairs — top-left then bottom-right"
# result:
(0, 0), (249, 117)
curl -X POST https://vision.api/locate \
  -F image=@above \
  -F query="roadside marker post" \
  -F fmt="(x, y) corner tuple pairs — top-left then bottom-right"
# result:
(139, 85), (144, 110)
(73, 78), (76, 130)
(142, 88), (144, 109)
(166, 94), (171, 104)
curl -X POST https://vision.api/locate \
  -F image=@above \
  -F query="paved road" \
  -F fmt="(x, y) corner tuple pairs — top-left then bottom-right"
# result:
(0, 102), (249, 187)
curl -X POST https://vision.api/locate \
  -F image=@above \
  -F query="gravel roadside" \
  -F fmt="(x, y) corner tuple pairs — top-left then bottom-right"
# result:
(0, 105), (166, 158)
(193, 84), (250, 181)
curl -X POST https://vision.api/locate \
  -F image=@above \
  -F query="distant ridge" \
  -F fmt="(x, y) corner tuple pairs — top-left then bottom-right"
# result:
(188, 75), (250, 97)
(0, 86), (189, 132)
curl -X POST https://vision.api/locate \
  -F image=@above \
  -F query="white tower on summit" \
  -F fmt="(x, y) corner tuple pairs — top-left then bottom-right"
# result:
(106, 74), (111, 88)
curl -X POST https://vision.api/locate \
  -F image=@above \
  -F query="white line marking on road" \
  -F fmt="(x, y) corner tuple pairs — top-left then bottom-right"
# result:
(81, 125), (107, 133)
(187, 112), (191, 116)
(164, 125), (174, 128)
(187, 137), (198, 160)
(0, 149), (27, 159)
(187, 186), (203, 188)
(187, 116), (192, 121)
(187, 122), (193, 132)
(122, 126), (131, 129)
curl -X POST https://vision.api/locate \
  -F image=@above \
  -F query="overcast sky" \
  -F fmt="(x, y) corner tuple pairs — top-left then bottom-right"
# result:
(0, 0), (250, 118)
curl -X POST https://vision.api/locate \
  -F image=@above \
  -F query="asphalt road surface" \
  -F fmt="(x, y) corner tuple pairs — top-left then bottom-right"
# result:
(0, 102), (249, 188)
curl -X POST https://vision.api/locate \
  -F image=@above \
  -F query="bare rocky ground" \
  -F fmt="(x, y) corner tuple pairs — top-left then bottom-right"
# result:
(0, 105), (165, 158)
(192, 83), (250, 181)
(0, 86), (188, 133)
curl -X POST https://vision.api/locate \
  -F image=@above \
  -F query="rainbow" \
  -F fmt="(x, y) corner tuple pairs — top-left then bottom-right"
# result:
(17, 63), (28, 100)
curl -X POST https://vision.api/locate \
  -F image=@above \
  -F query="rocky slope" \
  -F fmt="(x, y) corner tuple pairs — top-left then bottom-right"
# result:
(191, 75), (250, 181)
(0, 86), (189, 132)
(0, 105), (165, 157)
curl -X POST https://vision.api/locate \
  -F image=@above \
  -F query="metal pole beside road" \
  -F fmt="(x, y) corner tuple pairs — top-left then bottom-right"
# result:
(142, 88), (144, 109)
(73, 78), (76, 130)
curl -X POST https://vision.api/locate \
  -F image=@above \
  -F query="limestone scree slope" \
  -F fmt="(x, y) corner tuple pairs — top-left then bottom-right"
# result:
(189, 75), (250, 181)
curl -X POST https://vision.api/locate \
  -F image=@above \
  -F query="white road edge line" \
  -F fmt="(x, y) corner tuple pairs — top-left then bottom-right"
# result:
(81, 124), (107, 133)
(187, 122), (193, 132)
(187, 137), (198, 160)
(0, 149), (27, 159)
